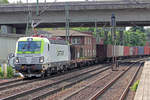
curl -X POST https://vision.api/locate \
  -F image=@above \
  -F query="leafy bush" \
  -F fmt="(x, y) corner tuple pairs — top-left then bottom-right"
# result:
(130, 80), (140, 92)
(7, 66), (14, 78)
(0, 67), (4, 78)
(0, 66), (14, 78)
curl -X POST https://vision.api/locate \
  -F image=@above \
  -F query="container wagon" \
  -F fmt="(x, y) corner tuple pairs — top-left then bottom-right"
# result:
(124, 46), (130, 57)
(144, 46), (149, 55)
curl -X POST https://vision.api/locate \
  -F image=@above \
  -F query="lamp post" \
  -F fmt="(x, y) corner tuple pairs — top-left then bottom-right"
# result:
(36, 0), (39, 16)
(111, 13), (117, 71)
(65, 3), (70, 43)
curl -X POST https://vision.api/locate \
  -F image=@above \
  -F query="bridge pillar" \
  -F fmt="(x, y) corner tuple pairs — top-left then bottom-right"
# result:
(16, 28), (26, 35)
(0, 25), (13, 34)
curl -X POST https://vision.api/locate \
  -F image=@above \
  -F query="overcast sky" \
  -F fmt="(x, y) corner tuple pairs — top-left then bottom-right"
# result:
(8, 0), (118, 3)
(8, 0), (87, 3)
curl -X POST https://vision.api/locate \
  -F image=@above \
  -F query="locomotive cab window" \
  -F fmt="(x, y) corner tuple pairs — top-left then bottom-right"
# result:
(17, 41), (41, 54)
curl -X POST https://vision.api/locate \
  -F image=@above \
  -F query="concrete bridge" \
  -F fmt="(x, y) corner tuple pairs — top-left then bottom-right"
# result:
(0, 1), (150, 34)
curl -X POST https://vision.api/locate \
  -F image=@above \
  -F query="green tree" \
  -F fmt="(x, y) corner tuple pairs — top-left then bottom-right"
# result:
(0, 0), (9, 4)
(0, 66), (14, 78)
(126, 27), (146, 46)
(144, 28), (150, 42)
(130, 26), (145, 32)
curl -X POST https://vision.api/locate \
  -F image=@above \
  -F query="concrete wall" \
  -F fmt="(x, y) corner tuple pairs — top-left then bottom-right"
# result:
(0, 34), (24, 64)
(1, 25), (13, 34)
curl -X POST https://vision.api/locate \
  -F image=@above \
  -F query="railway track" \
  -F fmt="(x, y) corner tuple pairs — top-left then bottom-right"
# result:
(119, 63), (143, 100)
(89, 62), (143, 100)
(0, 63), (110, 92)
(125, 62), (144, 100)
(0, 78), (39, 91)
(0, 64), (111, 100)
(0, 58), (145, 100)
(0, 79), (22, 86)
(34, 63), (130, 100)
(61, 63), (131, 100)
(31, 66), (111, 100)
(56, 60), (143, 100)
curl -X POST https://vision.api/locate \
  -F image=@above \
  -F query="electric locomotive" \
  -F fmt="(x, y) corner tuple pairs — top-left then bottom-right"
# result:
(15, 35), (70, 77)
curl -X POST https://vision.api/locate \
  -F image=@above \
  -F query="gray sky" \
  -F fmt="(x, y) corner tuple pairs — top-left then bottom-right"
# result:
(8, 0), (118, 3)
(8, 0), (86, 3)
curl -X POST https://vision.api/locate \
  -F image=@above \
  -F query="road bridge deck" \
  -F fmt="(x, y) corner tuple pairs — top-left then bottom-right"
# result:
(134, 61), (150, 100)
(0, 1), (150, 12)
(1, 1), (150, 27)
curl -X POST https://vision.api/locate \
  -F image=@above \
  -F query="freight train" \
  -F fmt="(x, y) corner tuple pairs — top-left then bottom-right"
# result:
(14, 35), (150, 78)
(96, 44), (150, 62)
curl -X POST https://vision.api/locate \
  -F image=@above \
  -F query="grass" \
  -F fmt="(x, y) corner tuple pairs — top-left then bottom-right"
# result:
(7, 66), (14, 78)
(0, 65), (14, 79)
(130, 80), (140, 92)
(0, 67), (3, 78)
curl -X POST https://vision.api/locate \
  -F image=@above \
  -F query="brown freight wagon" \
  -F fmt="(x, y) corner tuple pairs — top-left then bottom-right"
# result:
(96, 45), (107, 62)
(70, 45), (76, 60)
(70, 45), (96, 67)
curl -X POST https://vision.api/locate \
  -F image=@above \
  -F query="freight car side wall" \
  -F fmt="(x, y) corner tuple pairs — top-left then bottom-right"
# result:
(129, 47), (134, 56)
(108, 45), (124, 57)
(0, 36), (18, 63)
(138, 46), (144, 55)
(95, 44), (150, 62)
(144, 46), (149, 55)
(119, 46), (124, 56)
(96, 45), (107, 58)
(124, 46), (130, 56)
(107, 44), (113, 57)
(133, 47), (138, 56)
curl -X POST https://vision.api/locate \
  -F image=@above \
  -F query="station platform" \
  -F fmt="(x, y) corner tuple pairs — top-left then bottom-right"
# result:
(134, 61), (150, 100)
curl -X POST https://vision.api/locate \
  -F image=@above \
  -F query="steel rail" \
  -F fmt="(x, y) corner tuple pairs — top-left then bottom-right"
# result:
(0, 79), (38, 91)
(1, 59), (145, 100)
(62, 73), (112, 100)
(119, 62), (143, 100)
(89, 62), (137, 100)
(1, 64), (110, 100)
(63, 63), (131, 100)
(0, 63), (110, 92)
(31, 67), (110, 100)
(0, 79), (22, 86)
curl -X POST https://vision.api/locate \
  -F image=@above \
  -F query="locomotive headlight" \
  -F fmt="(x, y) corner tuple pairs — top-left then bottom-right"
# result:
(39, 56), (44, 63)
(15, 57), (19, 63)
